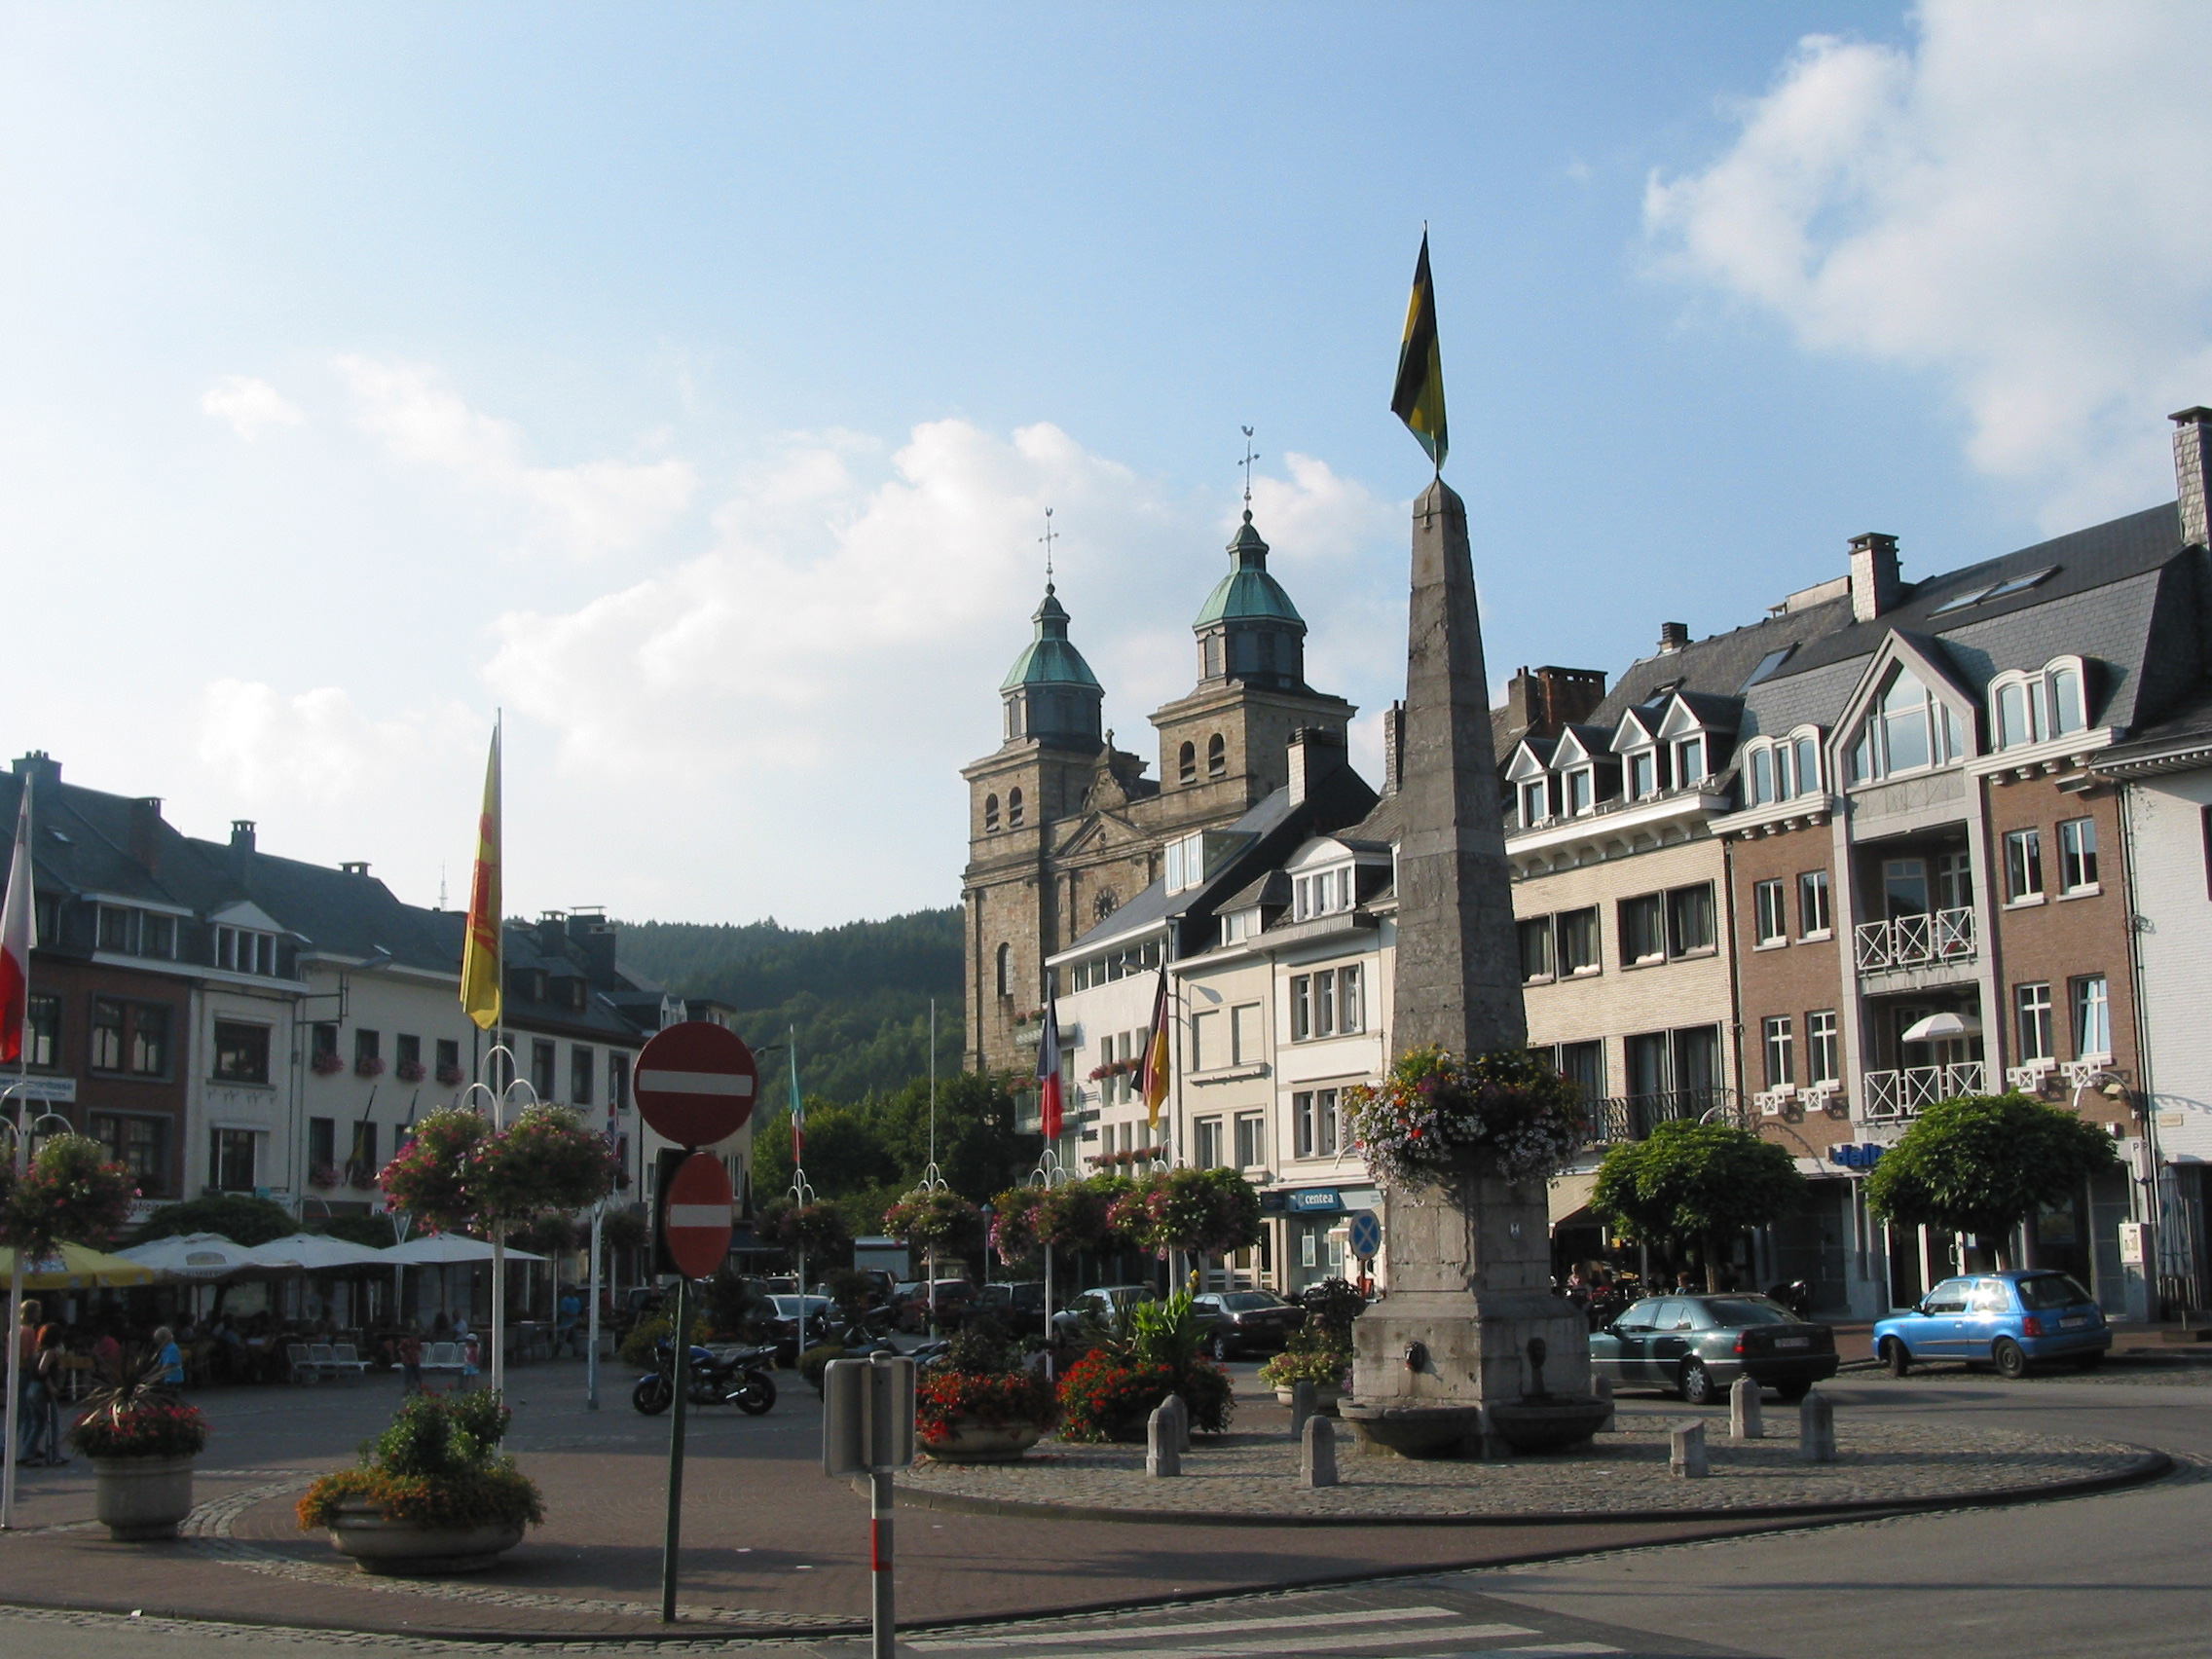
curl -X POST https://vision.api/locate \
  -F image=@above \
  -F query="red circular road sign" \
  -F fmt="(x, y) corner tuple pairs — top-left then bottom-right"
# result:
(663, 1151), (735, 1280)
(634, 1021), (758, 1148)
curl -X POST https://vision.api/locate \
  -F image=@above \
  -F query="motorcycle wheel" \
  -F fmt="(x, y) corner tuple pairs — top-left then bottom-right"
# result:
(735, 1373), (777, 1416)
(632, 1377), (673, 1416)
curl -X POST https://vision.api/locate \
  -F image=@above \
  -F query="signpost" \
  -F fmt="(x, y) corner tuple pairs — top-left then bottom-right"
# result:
(635, 1021), (756, 1627)
(823, 1353), (916, 1659)
(1346, 1209), (1382, 1295)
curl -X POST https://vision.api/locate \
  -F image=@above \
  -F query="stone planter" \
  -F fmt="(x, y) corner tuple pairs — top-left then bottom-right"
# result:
(1272, 1383), (1344, 1416)
(919, 1418), (1047, 1463)
(324, 1500), (524, 1575)
(92, 1455), (196, 1541)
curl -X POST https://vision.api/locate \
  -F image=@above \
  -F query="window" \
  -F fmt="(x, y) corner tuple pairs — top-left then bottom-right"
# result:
(2005, 829), (2045, 903)
(571, 1045), (594, 1105)
(1293, 867), (1354, 919)
(994, 942), (1011, 998)
(1675, 735), (1707, 787)
(1007, 788), (1024, 828)
(396, 1034), (421, 1076)
(91, 1114), (168, 1197)
(1207, 734), (1226, 778)
(308, 1117), (336, 1170)
(1556, 907), (1599, 975)
(1567, 768), (1595, 815)
(92, 998), (125, 1070)
(313, 1022), (339, 1061)
(1628, 750), (1658, 800)
(1799, 869), (1831, 938)
(1165, 832), (1208, 894)
(1178, 742), (1197, 786)
(1762, 1016), (1795, 1088)
(1519, 780), (1548, 826)
(1793, 735), (1821, 796)
(1519, 917), (1554, 982)
(983, 793), (1000, 832)
(2072, 976), (2111, 1059)
(532, 1040), (557, 1098)
(1289, 967), (1364, 1040)
(96, 905), (134, 953)
(436, 1037), (461, 1080)
(609, 1051), (630, 1110)
(1808, 1011), (1840, 1086)
(1620, 894), (1665, 964)
(1753, 880), (1788, 946)
(1189, 1010), (1218, 1071)
(209, 1127), (257, 1193)
(1751, 747), (1775, 805)
(1557, 1040), (1604, 1100)
(142, 914), (175, 959)
(355, 1028), (381, 1069)
(1667, 884), (1715, 955)
(1852, 665), (1961, 782)
(1231, 1002), (1262, 1064)
(1194, 1116), (1224, 1169)
(214, 925), (276, 976)
(2016, 982), (2054, 1061)
(2059, 817), (2099, 893)
(1234, 1111), (1267, 1169)
(129, 1005), (168, 1076)
(1293, 1088), (1341, 1159)
(26, 994), (58, 1069)
(1992, 659), (2090, 751)
(212, 1020), (270, 1085)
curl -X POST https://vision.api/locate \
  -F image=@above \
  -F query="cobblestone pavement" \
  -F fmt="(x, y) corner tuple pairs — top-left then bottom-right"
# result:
(897, 1411), (2150, 1520)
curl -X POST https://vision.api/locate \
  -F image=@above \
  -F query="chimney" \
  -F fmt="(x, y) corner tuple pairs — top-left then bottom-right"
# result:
(1382, 701), (1405, 796)
(340, 861), (370, 877)
(127, 797), (163, 872)
(1656, 622), (1690, 654)
(1849, 533), (1901, 622)
(230, 820), (256, 854)
(2173, 407), (2212, 549)
(11, 752), (59, 788)
(1286, 726), (1346, 804)
(1537, 665), (1607, 728)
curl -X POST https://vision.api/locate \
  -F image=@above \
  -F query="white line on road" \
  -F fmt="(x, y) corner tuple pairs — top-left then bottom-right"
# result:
(909, 1605), (1469, 1649)
(912, 1611), (1537, 1655)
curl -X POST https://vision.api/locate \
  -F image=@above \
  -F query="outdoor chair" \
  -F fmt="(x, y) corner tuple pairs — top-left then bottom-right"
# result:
(285, 1343), (318, 1384)
(328, 1342), (371, 1381)
(420, 1342), (464, 1379)
(307, 1342), (338, 1382)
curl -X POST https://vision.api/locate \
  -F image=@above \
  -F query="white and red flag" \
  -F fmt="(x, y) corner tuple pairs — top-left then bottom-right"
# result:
(0, 784), (35, 1064)
(1036, 989), (1064, 1143)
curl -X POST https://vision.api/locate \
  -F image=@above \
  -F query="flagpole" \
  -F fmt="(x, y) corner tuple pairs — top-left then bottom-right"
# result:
(3, 779), (36, 1530)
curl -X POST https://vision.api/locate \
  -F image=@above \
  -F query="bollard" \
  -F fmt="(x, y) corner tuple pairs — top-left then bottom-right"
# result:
(1592, 1375), (1615, 1434)
(1799, 1390), (1836, 1463)
(1300, 1413), (1338, 1488)
(1669, 1420), (1709, 1479)
(1146, 1400), (1181, 1477)
(1289, 1380), (1316, 1439)
(1730, 1374), (1764, 1440)
(1164, 1391), (1191, 1454)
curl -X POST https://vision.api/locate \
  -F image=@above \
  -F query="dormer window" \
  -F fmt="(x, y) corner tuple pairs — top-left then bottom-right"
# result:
(1746, 729), (1827, 806)
(1519, 780), (1548, 827)
(1850, 664), (1963, 783)
(1990, 657), (2089, 751)
(1293, 866), (1353, 921)
(1566, 767), (1595, 816)
(1750, 747), (1776, 805)
(1792, 734), (1821, 795)
(214, 924), (276, 977)
(1628, 750), (1657, 800)
(1673, 735), (1707, 788)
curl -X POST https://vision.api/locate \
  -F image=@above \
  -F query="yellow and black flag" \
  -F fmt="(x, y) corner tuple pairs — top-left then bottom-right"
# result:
(1390, 232), (1447, 472)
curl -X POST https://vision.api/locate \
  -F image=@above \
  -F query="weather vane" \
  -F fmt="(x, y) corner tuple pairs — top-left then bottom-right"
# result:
(1239, 426), (1260, 509)
(1040, 506), (1057, 587)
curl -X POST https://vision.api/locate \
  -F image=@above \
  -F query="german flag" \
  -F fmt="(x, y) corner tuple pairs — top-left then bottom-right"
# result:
(1390, 231), (1447, 472)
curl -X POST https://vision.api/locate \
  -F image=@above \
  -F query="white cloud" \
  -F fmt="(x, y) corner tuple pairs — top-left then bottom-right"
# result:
(333, 355), (698, 557)
(197, 678), (481, 807)
(200, 374), (305, 441)
(1645, 1), (2212, 528)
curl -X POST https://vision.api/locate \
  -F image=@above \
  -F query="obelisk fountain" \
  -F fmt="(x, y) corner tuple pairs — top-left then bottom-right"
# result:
(1340, 481), (1601, 1458)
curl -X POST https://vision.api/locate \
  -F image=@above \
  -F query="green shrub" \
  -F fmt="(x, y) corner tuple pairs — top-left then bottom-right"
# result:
(1257, 1346), (1349, 1389)
(1055, 1348), (1234, 1443)
(297, 1391), (543, 1532)
(797, 1344), (847, 1389)
(618, 1312), (708, 1370)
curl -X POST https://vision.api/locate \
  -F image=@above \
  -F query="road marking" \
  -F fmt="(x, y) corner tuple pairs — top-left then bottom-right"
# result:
(912, 1610), (1535, 1654)
(1438, 1648), (1621, 1658)
(910, 1605), (1468, 1648)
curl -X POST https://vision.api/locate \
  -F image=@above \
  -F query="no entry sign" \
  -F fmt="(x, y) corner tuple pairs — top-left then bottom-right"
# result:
(635, 1021), (758, 1149)
(663, 1151), (734, 1280)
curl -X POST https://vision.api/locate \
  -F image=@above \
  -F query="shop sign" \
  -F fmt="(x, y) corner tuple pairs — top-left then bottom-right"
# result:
(1828, 1142), (1886, 1170)
(1286, 1188), (1343, 1213)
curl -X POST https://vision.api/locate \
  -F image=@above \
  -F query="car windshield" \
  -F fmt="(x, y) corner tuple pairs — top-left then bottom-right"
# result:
(2016, 1273), (2094, 1310)
(1701, 1297), (1798, 1326)
(1219, 1292), (1287, 1311)
(770, 1296), (828, 1316)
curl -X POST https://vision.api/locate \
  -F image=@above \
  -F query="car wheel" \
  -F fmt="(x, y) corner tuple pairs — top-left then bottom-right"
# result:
(1209, 1332), (1235, 1362)
(1776, 1380), (1813, 1403)
(1678, 1358), (1715, 1405)
(2075, 1350), (2104, 1371)
(1993, 1337), (2029, 1380)
(1880, 1337), (1911, 1379)
(735, 1374), (777, 1416)
(631, 1377), (673, 1417)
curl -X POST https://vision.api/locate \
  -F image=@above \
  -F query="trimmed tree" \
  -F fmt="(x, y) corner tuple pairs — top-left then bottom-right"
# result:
(1592, 1120), (1806, 1290)
(1865, 1091), (2120, 1267)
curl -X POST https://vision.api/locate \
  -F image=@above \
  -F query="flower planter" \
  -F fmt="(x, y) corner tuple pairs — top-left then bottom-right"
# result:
(324, 1500), (524, 1575)
(920, 1418), (1047, 1463)
(1272, 1383), (1344, 1416)
(92, 1455), (196, 1541)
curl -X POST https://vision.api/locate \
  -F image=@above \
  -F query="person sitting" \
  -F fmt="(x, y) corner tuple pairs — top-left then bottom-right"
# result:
(91, 1322), (122, 1384)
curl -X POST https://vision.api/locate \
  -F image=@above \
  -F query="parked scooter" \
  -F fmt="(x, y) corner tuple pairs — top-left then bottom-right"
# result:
(632, 1339), (778, 1417)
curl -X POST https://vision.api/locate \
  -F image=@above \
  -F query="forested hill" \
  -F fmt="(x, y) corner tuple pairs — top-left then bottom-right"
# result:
(615, 908), (965, 1104)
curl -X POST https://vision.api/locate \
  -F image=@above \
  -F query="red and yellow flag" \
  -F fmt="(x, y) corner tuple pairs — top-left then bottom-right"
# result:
(1139, 964), (1171, 1133)
(460, 722), (502, 1031)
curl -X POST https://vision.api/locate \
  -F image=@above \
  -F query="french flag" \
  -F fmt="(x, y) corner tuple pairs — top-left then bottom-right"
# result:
(0, 784), (34, 1064)
(1036, 988), (1063, 1143)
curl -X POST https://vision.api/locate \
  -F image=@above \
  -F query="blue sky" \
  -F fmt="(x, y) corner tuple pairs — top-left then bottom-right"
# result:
(4, 3), (2207, 927)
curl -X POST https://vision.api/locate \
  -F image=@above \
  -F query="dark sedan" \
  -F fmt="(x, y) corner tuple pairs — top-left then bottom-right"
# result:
(1193, 1289), (1306, 1360)
(1590, 1293), (1837, 1405)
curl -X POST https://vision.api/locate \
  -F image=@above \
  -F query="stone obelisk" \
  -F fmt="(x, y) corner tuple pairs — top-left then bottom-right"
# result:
(1343, 480), (1595, 1457)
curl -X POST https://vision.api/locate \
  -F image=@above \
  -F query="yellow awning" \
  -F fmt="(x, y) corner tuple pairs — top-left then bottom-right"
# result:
(1, 1242), (161, 1289)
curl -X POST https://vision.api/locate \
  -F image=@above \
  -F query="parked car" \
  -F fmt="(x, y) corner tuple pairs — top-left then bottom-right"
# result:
(762, 1294), (834, 1364)
(1192, 1289), (1306, 1360)
(1873, 1271), (2111, 1380)
(1049, 1284), (1160, 1351)
(891, 1279), (978, 1333)
(1590, 1293), (1838, 1405)
(978, 1280), (1047, 1323)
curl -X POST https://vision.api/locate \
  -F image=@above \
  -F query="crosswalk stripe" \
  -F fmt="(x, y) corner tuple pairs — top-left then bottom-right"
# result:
(910, 1605), (1476, 1650)
(919, 1622), (1543, 1659)
(1441, 1646), (1622, 1658)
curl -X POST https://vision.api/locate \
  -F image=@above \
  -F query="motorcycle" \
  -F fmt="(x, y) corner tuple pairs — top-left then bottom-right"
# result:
(1765, 1279), (1814, 1319)
(631, 1339), (779, 1417)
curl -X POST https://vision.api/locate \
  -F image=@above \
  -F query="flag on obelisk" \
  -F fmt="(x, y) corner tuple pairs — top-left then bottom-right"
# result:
(460, 722), (502, 1031)
(1390, 230), (1448, 472)
(1138, 964), (1171, 1134)
(0, 784), (35, 1064)
(1036, 990), (1064, 1143)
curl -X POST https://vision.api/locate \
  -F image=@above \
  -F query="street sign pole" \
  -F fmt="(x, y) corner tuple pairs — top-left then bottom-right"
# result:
(659, 1271), (690, 1623)
(824, 1353), (914, 1659)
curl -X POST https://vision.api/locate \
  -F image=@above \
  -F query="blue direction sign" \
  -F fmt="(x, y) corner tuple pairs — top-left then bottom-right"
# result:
(1346, 1209), (1382, 1260)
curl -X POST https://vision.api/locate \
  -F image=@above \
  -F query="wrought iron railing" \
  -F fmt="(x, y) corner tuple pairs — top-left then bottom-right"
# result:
(1854, 905), (1976, 972)
(1583, 1087), (1747, 1144)
(1862, 1061), (1988, 1121)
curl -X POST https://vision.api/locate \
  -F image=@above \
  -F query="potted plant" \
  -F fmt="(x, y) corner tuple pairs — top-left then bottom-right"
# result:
(1258, 1327), (1351, 1412)
(1342, 1045), (1586, 1189)
(70, 1349), (210, 1540)
(915, 1325), (1058, 1462)
(312, 1049), (347, 1077)
(395, 1059), (427, 1084)
(355, 1053), (387, 1079)
(1055, 1290), (1233, 1443)
(298, 1390), (542, 1575)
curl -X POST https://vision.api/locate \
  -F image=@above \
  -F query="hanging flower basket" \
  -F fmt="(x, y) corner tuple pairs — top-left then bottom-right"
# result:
(1, 1133), (137, 1259)
(1106, 1168), (1260, 1259)
(356, 1054), (387, 1079)
(467, 1106), (619, 1226)
(312, 1050), (348, 1077)
(1343, 1045), (1586, 1189)
(883, 1189), (983, 1255)
(395, 1060), (427, 1084)
(435, 1063), (464, 1086)
(987, 1186), (1042, 1265)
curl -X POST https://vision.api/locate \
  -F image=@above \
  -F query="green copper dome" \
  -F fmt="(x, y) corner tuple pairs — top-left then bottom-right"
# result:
(1193, 512), (1306, 630)
(1000, 585), (1103, 693)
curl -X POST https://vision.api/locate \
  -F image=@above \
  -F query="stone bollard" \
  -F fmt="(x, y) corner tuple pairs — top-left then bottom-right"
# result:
(1592, 1375), (1615, 1433)
(1147, 1400), (1182, 1477)
(1669, 1420), (1709, 1479)
(1730, 1374), (1764, 1440)
(1799, 1390), (1837, 1463)
(1164, 1392), (1192, 1454)
(1300, 1413), (1339, 1488)
(1289, 1380), (1316, 1439)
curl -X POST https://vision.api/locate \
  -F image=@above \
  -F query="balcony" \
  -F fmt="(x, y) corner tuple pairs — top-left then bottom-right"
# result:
(1862, 1060), (1988, 1121)
(1854, 906), (1975, 973)
(1585, 1087), (1747, 1144)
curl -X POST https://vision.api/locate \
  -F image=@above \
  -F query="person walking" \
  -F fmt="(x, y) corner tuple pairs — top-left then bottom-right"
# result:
(396, 1328), (424, 1395)
(23, 1327), (66, 1466)
(150, 1326), (186, 1388)
(15, 1300), (44, 1464)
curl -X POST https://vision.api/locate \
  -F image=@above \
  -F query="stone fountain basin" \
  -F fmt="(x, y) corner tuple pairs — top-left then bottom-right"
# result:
(1486, 1397), (1610, 1455)
(1338, 1402), (1484, 1459)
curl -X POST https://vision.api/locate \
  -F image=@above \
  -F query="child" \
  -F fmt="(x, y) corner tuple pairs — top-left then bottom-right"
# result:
(397, 1329), (424, 1395)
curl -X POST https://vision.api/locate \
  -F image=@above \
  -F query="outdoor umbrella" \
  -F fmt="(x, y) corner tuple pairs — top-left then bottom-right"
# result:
(1900, 1011), (1982, 1044)
(245, 1234), (390, 1271)
(380, 1234), (545, 1264)
(119, 1232), (261, 1279)
(0, 1241), (161, 1289)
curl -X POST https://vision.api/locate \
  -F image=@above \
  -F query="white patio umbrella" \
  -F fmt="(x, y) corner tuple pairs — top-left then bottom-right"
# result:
(1900, 1011), (1982, 1044)
(119, 1232), (261, 1278)
(381, 1234), (545, 1265)
(245, 1234), (390, 1271)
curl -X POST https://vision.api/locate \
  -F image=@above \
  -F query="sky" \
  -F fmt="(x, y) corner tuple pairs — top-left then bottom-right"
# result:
(4, 2), (2210, 929)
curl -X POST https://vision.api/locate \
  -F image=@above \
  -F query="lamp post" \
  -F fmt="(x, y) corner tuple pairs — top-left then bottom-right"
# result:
(458, 1042), (543, 1400)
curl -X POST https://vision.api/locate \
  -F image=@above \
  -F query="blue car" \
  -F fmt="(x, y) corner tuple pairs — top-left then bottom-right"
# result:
(1874, 1270), (2112, 1380)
